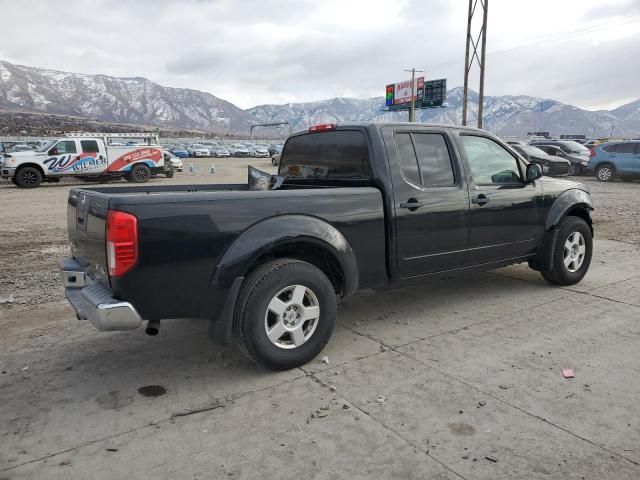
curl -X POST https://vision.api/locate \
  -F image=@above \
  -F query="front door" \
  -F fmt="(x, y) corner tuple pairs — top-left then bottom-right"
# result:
(43, 140), (80, 176)
(383, 127), (470, 278)
(456, 134), (543, 266)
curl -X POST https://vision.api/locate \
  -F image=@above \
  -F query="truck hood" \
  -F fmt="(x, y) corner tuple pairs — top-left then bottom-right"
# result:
(540, 176), (590, 195)
(9, 150), (44, 158)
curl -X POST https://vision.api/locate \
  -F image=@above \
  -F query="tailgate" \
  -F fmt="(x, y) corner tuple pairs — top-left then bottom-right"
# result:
(67, 188), (109, 283)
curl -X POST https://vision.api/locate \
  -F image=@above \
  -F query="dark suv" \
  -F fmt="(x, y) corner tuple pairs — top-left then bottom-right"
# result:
(507, 142), (570, 176)
(529, 140), (591, 176)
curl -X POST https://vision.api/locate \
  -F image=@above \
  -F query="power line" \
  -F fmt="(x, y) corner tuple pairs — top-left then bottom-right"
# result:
(431, 13), (640, 71)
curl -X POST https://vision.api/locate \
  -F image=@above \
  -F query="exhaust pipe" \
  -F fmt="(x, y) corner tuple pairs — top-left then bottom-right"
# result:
(145, 320), (160, 336)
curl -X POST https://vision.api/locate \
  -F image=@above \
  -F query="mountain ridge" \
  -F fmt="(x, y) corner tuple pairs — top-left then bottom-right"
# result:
(1, 59), (639, 137)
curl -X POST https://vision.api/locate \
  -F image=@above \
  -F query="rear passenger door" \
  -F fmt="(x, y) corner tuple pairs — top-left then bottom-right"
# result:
(384, 127), (470, 277)
(610, 143), (638, 174)
(457, 134), (542, 266)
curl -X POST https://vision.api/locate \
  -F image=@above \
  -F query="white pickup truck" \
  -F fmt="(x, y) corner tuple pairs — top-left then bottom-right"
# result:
(1, 133), (172, 188)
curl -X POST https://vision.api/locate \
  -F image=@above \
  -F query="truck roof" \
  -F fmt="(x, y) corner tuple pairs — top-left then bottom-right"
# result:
(291, 122), (489, 137)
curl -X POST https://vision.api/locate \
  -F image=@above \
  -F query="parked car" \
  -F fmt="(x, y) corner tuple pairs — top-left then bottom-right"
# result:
(529, 140), (591, 175)
(210, 146), (231, 158)
(229, 143), (250, 157)
(271, 153), (281, 166)
(251, 144), (270, 158)
(60, 122), (594, 371)
(163, 151), (183, 173)
(507, 142), (570, 176)
(169, 146), (190, 158)
(268, 144), (279, 156)
(187, 144), (210, 157)
(530, 144), (586, 176)
(588, 141), (640, 182)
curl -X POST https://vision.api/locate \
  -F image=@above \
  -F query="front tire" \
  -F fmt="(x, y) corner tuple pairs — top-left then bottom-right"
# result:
(596, 164), (614, 182)
(15, 166), (43, 188)
(234, 259), (336, 370)
(540, 216), (592, 286)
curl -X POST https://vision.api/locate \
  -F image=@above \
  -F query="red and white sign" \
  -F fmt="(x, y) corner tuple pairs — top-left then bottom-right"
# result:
(393, 77), (425, 105)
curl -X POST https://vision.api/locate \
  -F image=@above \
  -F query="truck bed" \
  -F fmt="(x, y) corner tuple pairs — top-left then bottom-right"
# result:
(67, 182), (388, 321)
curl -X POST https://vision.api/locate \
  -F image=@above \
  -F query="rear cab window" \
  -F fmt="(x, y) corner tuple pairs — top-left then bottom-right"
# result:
(81, 140), (100, 153)
(279, 130), (371, 180)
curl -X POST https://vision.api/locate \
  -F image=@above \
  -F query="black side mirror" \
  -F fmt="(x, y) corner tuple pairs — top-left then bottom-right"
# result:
(526, 163), (543, 182)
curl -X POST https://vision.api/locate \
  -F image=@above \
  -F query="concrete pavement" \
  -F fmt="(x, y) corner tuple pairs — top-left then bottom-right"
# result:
(1, 239), (639, 479)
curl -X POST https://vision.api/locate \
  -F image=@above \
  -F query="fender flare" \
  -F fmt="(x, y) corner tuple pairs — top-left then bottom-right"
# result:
(531, 189), (594, 272)
(212, 214), (359, 296)
(545, 189), (594, 231)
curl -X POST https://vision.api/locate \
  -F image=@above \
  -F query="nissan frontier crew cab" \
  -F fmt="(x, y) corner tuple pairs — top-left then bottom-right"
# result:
(60, 123), (594, 370)
(1, 132), (172, 188)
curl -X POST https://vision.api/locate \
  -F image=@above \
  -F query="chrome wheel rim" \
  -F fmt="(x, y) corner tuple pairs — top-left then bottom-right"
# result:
(563, 231), (586, 273)
(264, 285), (320, 349)
(598, 167), (612, 181)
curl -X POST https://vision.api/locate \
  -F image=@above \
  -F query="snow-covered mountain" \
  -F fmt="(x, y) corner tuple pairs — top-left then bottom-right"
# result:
(1, 59), (638, 138)
(248, 87), (640, 138)
(0, 60), (255, 133)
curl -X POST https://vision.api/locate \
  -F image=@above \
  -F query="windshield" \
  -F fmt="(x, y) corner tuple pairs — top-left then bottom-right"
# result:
(560, 141), (589, 153)
(518, 145), (548, 157)
(36, 140), (56, 152)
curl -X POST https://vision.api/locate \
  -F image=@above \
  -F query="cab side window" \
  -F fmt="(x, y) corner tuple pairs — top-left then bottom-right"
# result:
(54, 141), (77, 155)
(396, 132), (455, 187)
(461, 135), (522, 185)
(81, 140), (100, 153)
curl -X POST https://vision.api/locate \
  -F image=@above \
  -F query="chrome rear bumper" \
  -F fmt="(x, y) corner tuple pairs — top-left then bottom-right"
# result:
(59, 257), (142, 331)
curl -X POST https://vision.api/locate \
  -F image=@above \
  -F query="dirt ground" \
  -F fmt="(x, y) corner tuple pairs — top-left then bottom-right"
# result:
(1, 163), (640, 479)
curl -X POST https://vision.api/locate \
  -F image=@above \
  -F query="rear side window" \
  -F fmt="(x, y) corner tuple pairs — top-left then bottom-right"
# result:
(601, 144), (616, 152)
(280, 130), (371, 179)
(615, 143), (637, 154)
(396, 132), (455, 187)
(396, 133), (421, 185)
(81, 140), (100, 153)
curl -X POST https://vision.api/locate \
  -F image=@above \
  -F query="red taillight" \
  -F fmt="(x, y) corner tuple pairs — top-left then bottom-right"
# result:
(106, 210), (138, 277)
(309, 123), (337, 133)
(589, 148), (595, 157)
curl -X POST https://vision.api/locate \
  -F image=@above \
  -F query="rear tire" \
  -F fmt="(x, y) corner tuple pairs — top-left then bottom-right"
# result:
(15, 166), (43, 188)
(234, 259), (336, 371)
(540, 216), (592, 286)
(596, 164), (614, 182)
(129, 164), (151, 183)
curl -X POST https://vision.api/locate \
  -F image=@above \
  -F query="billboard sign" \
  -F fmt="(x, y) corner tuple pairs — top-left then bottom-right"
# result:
(385, 77), (445, 110)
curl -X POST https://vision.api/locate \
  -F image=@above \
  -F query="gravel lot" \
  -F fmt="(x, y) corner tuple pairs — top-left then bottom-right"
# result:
(1, 164), (640, 479)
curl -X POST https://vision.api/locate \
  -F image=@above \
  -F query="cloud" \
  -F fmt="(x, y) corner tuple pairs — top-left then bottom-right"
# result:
(0, 0), (638, 110)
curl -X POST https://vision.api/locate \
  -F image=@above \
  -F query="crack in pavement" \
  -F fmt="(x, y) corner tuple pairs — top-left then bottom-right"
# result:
(301, 368), (470, 480)
(396, 348), (640, 469)
(0, 374), (304, 473)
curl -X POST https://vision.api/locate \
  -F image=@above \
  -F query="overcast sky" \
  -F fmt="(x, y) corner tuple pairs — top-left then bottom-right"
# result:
(2, 0), (639, 110)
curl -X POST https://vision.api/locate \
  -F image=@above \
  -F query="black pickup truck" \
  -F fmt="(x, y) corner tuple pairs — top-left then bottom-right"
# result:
(60, 123), (594, 370)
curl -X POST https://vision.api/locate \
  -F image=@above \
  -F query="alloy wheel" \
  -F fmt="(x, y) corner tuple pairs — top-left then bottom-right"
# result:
(264, 285), (320, 349)
(563, 231), (586, 273)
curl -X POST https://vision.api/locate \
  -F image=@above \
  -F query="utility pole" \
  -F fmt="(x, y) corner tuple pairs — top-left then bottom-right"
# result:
(404, 67), (423, 122)
(462, 0), (489, 128)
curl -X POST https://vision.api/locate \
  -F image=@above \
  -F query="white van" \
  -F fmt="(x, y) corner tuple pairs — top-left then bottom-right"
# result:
(1, 133), (172, 188)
